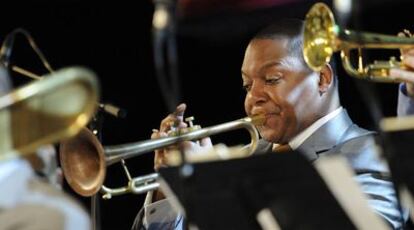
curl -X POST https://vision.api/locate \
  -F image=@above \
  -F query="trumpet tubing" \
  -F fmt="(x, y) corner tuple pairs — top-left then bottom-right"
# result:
(104, 115), (264, 165)
(100, 144), (255, 199)
(60, 115), (265, 198)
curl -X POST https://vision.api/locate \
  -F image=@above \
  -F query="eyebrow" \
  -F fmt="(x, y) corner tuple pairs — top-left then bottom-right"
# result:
(260, 61), (283, 72)
(241, 61), (283, 78)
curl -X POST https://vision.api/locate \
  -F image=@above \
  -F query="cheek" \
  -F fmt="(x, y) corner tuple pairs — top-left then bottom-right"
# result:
(285, 78), (320, 123)
(244, 96), (251, 114)
(286, 75), (318, 106)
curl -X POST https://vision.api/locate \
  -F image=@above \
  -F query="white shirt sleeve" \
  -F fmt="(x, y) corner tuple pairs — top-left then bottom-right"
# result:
(143, 197), (184, 230)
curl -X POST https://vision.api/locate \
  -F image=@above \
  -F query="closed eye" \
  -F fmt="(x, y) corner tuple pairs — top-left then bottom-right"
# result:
(242, 84), (251, 92)
(265, 77), (282, 85)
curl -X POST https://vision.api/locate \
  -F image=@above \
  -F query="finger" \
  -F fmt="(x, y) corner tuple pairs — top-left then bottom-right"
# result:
(401, 49), (414, 57)
(397, 33), (410, 56)
(160, 106), (188, 132)
(159, 131), (168, 138)
(173, 103), (186, 117)
(166, 120), (188, 132)
(179, 141), (195, 152)
(155, 144), (180, 170)
(170, 103), (187, 127)
(154, 138), (168, 169)
(154, 148), (164, 163)
(160, 104), (187, 132)
(155, 131), (168, 151)
(400, 47), (414, 57)
(200, 137), (213, 147)
(177, 121), (188, 129)
(178, 138), (213, 153)
(153, 130), (168, 158)
(398, 32), (406, 37)
(151, 130), (162, 155)
(402, 56), (414, 69)
(160, 116), (175, 132)
(151, 129), (168, 139)
(180, 141), (211, 155)
(151, 129), (160, 139)
(390, 68), (414, 83)
(154, 154), (166, 170)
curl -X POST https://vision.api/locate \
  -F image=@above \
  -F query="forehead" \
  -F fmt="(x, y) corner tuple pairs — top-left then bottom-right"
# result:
(242, 38), (303, 74)
(245, 38), (289, 61)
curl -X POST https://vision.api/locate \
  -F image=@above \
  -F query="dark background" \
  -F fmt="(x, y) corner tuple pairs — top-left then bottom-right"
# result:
(1, 0), (414, 229)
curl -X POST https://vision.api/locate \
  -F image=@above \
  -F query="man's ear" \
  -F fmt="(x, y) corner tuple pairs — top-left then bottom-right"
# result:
(318, 63), (333, 95)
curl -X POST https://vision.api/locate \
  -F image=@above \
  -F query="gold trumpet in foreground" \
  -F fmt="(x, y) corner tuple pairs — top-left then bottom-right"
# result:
(0, 66), (99, 160)
(303, 2), (414, 82)
(60, 115), (264, 199)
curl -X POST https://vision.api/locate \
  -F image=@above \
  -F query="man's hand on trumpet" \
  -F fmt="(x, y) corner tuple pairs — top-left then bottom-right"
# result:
(152, 103), (213, 170)
(150, 103), (212, 202)
(390, 32), (414, 97)
(152, 103), (185, 171)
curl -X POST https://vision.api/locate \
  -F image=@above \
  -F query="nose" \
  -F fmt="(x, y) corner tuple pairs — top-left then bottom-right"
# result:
(248, 81), (266, 104)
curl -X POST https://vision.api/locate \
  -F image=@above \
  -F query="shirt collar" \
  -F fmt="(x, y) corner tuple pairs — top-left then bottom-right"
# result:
(273, 107), (343, 150)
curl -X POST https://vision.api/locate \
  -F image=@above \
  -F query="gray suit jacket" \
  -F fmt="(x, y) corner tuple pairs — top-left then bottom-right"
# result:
(254, 109), (407, 229)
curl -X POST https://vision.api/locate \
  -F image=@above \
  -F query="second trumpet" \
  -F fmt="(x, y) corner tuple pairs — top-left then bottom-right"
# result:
(303, 2), (414, 82)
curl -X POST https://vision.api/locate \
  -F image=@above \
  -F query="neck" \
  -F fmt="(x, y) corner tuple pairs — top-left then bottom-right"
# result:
(300, 89), (340, 134)
(321, 88), (340, 115)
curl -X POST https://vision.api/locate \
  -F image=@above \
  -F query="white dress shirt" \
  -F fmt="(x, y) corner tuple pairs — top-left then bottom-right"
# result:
(0, 158), (91, 230)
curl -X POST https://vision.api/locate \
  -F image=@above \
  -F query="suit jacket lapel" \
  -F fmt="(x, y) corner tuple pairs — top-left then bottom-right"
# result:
(252, 110), (374, 162)
(297, 109), (373, 162)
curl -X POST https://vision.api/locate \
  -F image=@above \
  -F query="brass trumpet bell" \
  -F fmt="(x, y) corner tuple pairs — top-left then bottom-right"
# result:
(303, 2), (414, 82)
(303, 2), (336, 73)
(60, 128), (105, 197)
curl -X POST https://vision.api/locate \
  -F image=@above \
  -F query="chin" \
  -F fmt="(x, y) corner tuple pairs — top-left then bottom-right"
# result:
(258, 129), (281, 144)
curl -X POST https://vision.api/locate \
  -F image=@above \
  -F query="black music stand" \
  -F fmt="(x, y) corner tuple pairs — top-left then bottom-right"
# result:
(158, 152), (356, 230)
(382, 128), (414, 203)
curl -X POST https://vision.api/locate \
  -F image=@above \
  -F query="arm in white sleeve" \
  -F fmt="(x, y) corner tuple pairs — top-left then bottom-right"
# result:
(132, 191), (184, 230)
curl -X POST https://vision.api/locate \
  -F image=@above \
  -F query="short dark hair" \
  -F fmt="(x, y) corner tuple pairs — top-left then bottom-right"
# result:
(253, 18), (337, 78)
(254, 18), (305, 67)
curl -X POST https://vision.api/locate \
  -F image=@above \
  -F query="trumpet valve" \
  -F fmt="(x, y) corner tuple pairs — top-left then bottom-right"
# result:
(185, 116), (195, 127)
(168, 125), (201, 136)
(366, 57), (402, 82)
(168, 116), (201, 136)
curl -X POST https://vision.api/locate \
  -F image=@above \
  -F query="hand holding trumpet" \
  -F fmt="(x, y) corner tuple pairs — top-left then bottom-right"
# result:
(152, 103), (212, 170)
(150, 103), (212, 202)
(390, 31), (414, 97)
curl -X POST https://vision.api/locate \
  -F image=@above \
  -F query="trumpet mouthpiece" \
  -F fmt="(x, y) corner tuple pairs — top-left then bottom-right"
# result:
(248, 114), (266, 126)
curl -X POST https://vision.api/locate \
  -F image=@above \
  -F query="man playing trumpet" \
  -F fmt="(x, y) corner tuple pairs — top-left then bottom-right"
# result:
(133, 19), (409, 229)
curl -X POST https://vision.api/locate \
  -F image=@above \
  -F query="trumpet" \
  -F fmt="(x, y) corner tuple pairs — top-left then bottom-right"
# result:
(303, 2), (414, 82)
(59, 115), (264, 199)
(0, 66), (99, 160)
